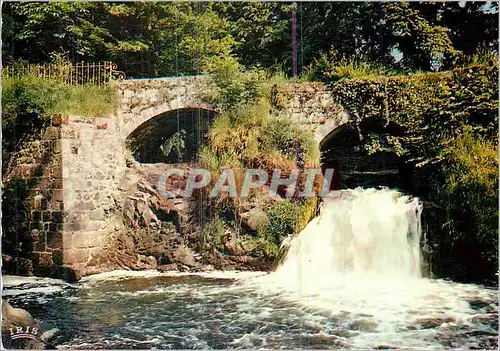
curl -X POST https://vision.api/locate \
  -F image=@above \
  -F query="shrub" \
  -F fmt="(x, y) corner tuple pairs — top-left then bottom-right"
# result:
(435, 130), (498, 280)
(257, 197), (318, 252)
(201, 59), (322, 260)
(2, 72), (117, 152)
(330, 64), (498, 283)
(202, 214), (226, 247)
(52, 83), (116, 117)
(304, 50), (388, 83)
(2, 76), (64, 151)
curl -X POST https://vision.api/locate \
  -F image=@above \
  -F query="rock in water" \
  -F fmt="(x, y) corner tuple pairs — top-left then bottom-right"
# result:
(2, 300), (46, 349)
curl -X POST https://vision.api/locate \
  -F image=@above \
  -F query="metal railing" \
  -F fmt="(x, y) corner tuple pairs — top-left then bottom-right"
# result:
(2, 61), (126, 85)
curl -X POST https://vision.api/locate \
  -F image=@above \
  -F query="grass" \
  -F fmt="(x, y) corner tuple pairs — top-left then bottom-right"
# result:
(3, 75), (117, 118)
(198, 58), (323, 259)
(52, 83), (116, 116)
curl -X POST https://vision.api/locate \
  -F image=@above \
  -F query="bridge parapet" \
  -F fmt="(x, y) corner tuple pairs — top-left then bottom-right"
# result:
(4, 76), (357, 279)
(117, 76), (214, 139)
(272, 82), (350, 143)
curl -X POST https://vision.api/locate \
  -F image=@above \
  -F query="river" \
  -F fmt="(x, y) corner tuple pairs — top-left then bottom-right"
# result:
(2, 188), (498, 349)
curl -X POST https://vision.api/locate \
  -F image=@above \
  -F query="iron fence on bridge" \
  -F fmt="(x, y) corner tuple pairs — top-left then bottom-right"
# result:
(2, 61), (126, 85)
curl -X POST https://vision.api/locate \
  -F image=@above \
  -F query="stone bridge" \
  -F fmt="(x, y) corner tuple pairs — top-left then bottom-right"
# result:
(4, 75), (353, 279)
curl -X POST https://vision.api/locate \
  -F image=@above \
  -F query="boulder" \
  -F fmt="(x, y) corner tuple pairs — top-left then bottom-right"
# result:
(349, 319), (378, 332)
(145, 256), (157, 268)
(172, 245), (198, 267)
(246, 208), (268, 231)
(199, 264), (215, 272)
(157, 263), (178, 272)
(2, 301), (34, 327)
(53, 265), (82, 282)
(2, 256), (34, 276)
(2, 300), (46, 349)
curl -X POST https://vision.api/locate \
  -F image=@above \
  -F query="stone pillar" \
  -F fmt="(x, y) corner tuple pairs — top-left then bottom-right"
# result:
(2, 114), (127, 280)
(59, 115), (126, 277)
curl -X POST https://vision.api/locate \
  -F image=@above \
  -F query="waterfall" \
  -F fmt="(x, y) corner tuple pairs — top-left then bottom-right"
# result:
(269, 188), (423, 293)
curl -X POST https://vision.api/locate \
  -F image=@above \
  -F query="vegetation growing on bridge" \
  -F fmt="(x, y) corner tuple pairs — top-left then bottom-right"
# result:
(2, 71), (116, 153)
(1, 1), (498, 283)
(200, 60), (320, 257)
(329, 64), (499, 283)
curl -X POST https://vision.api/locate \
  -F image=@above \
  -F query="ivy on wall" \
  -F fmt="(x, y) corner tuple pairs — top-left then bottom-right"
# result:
(329, 64), (499, 283)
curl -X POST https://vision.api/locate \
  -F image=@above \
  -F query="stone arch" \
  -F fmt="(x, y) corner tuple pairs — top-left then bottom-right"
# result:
(117, 76), (213, 139)
(319, 116), (407, 189)
(126, 107), (218, 164)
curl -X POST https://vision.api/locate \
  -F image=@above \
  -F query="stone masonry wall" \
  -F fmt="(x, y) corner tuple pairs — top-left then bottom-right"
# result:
(2, 114), (128, 279)
(273, 82), (350, 144)
(2, 117), (65, 276)
(117, 76), (213, 139)
(59, 115), (127, 276)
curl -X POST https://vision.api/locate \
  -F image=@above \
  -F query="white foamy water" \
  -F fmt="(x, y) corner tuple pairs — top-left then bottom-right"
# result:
(277, 188), (423, 286)
(3, 188), (497, 349)
(245, 188), (497, 348)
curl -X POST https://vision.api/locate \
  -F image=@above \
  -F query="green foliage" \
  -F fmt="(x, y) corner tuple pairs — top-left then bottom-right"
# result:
(332, 65), (498, 282)
(202, 214), (225, 247)
(304, 51), (389, 83)
(52, 84), (116, 117)
(3, 2), (235, 77)
(258, 200), (299, 246)
(331, 65), (498, 162)
(363, 133), (407, 157)
(257, 197), (318, 252)
(204, 60), (319, 171)
(214, 2), (293, 71)
(438, 130), (498, 270)
(3, 2), (498, 75)
(2, 68), (116, 151)
(200, 61), (321, 260)
(160, 130), (187, 161)
(382, 2), (457, 69)
(2, 75), (61, 151)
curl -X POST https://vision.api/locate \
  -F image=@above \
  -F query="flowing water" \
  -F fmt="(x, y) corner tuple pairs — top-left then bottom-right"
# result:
(3, 188), (498, 349)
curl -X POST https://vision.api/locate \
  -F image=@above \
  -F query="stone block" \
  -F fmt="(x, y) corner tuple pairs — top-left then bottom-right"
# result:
(31, 211), (42, 223)
(87, 221), (104, 232)
(52, 189), (64, 202)
(41, 211), (51, 222)
(53, 265), (82, 282)
(50, 201), (64, 212)
(49, 222), (59, 233)
(90, 209), (105, 221)
(51, 249), (63, 265)
(51, 114), (63, 127)
(51, 166), (63, 179)
(62, 167), (70, 179)
(30, 251), (54, 268)
(29, 239), (45, 253)
(53, 139), (63, 154)
(63, 249), (89, 265)
(73, 233), (89, 249)
(36, 177), (52, 189)
(46, 231), (63, 250)
(44, 127), (61, 140)
(63, 221), (82, 232)
(88, 232), (103, 248)
(51, 211), (63, 223)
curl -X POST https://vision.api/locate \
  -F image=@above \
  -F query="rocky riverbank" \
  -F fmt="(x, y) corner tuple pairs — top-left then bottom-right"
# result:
(2, 161), (275, 281)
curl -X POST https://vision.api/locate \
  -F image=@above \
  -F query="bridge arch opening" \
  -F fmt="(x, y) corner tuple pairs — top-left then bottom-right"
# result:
(319, 117), (406, 189)
(126, 108), (217, 164)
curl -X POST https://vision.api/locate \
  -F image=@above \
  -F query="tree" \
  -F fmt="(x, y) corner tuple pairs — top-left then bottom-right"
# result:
(2, 2), (235, 77)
